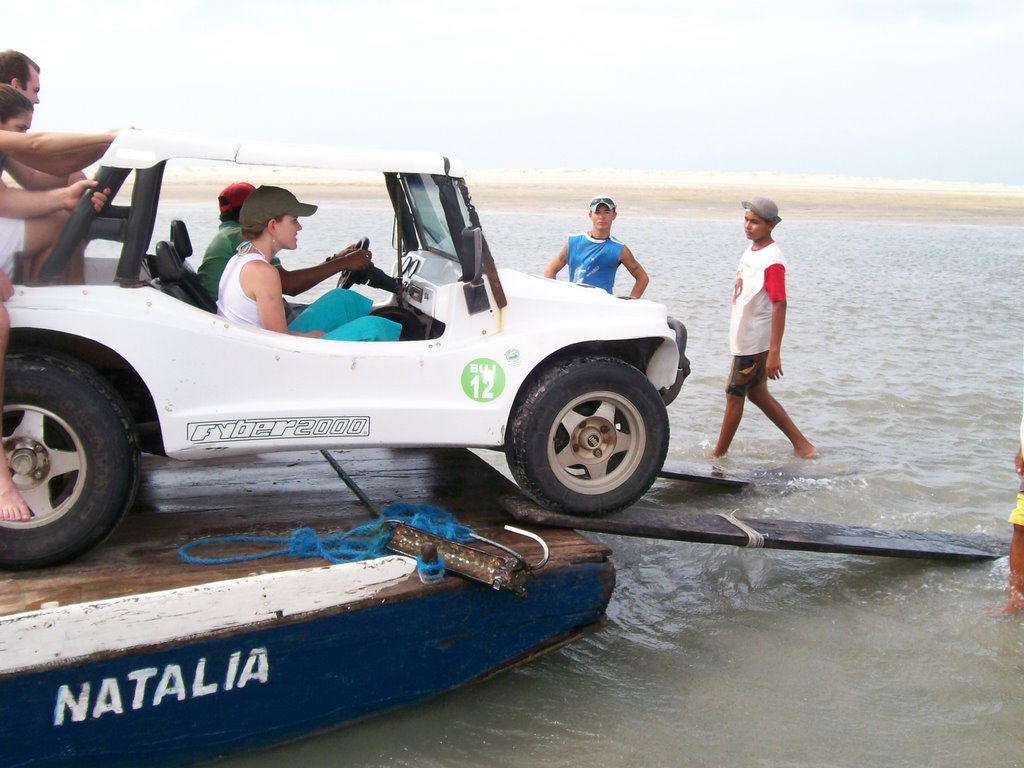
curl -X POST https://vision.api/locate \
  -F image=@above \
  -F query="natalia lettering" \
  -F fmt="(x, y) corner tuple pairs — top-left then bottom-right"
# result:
(53, 647), (269, 726)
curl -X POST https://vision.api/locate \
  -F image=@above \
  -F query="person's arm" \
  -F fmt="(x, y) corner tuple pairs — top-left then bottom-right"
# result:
(763, 261), (787, 378)
(767, 300), (786, 379)
(0, 131), (116, 177)
(0, 270), (14, 302)
(242, 260), (322, 338)
(619, 245), (649, 298)
(277, 244), (372, 296)
(0, 178), (107, 219)
(543, 244), (568, 280)
(0, 156), (82, 191)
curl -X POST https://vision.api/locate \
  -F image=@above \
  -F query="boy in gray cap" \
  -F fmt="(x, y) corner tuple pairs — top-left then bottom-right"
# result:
(712, 197), (815, 459)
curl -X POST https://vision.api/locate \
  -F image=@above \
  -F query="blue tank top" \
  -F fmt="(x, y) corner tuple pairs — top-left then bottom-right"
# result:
(566, 233), (624, 294)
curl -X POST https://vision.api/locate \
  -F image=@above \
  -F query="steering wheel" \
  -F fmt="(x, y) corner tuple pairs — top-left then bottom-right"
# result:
(335, 236), (369, 289)
(340, 264), (402, 294)
(338, 269), (359, 289)
(334, 238), (400, 295)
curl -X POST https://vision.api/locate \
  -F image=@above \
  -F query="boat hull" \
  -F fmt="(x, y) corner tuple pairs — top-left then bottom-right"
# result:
(1, 559), (612, 767)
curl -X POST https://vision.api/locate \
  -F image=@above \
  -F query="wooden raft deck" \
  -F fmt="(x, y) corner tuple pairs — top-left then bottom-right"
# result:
(0, 448), (612, 617)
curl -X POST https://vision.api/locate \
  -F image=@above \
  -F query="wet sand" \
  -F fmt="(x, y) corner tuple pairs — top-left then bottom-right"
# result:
(159, 166), (1024, 224)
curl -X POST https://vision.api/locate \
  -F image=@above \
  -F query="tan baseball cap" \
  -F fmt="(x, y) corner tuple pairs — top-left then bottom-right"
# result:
(239, 185), (318, 229)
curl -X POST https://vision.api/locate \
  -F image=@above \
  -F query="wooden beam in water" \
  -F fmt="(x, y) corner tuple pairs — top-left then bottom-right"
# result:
(501, 497), (1007, 562)
(658, 461), (750, 489)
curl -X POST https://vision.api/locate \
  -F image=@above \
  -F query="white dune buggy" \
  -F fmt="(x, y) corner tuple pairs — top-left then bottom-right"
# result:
(1, 131), (689, 569)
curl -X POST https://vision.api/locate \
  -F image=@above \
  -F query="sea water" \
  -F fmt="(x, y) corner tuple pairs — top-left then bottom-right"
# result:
(152, 198), (1024, 767)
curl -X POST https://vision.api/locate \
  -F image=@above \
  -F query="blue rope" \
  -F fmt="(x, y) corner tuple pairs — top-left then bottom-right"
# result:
(415, 554), (446, 584)
(178, 503), (476, 567)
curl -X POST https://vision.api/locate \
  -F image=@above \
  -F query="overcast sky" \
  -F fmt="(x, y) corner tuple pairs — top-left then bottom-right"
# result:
(7, 0), (1022, 184)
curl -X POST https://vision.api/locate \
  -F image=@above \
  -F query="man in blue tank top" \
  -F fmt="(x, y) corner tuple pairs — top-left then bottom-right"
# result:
(544, 195), (649, 298)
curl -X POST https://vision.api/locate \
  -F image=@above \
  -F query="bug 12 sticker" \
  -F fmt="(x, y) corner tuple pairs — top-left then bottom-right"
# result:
(461, 358), (506, 402)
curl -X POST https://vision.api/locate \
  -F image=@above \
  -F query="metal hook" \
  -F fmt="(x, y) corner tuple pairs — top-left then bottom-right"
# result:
(504, 525), (550, 569)
(470, 525), (549, 571)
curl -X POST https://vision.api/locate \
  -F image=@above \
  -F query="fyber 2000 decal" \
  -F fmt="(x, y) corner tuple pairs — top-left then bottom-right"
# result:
(188, 417), (370, 443)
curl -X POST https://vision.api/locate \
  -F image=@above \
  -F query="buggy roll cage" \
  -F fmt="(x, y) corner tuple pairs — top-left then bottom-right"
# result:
(43, 161), (507, 311)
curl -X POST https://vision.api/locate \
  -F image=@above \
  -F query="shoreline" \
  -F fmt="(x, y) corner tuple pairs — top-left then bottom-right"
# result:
(156, 167), (1024, 224)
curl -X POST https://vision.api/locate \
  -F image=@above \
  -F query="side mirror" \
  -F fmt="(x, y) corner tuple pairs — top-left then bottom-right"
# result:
(460, 226), (484, 283)
(460, 226), (490, 315)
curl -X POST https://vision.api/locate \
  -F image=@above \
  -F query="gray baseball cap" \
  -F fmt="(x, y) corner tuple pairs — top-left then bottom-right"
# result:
(240, 185), (318, 229)
(742, 197), (781, 224)
(589, 195), (616, 212)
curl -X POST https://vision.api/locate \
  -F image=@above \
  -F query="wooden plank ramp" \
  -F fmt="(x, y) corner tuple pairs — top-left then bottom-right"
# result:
(658, 460), (750, 489)
(658, 459), (861, 490)
(501, 496), (1007, 562)
(0, 448), (611, 618)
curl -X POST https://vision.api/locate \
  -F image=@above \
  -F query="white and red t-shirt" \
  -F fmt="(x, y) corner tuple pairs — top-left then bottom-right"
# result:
(728, 241), (787, 355)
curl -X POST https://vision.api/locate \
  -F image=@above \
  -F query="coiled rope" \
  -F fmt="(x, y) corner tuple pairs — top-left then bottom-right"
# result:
(178, 503), (475, 566)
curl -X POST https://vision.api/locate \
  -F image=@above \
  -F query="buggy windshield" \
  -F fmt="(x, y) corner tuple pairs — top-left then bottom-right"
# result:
(403, 174), (471, 261)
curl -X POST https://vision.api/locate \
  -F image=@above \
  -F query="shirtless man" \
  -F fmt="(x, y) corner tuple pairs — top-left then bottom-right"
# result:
(0, 50), (92, 282)
(0, 127), (115, 520)
(0, 50), (40, 105)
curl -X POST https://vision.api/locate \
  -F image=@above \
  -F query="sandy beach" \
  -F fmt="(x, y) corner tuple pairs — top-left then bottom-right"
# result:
(158, 166), (1024, 225)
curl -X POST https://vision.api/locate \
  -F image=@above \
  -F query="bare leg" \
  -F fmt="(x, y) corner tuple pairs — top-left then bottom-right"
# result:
(0, 305), (30, 522)
(63, 242), (86, 285)
(23, 210), (79, 285)
(992, 524), (1024, 616)
(747, 380), (817, 458)
(712, 393), (746, 458)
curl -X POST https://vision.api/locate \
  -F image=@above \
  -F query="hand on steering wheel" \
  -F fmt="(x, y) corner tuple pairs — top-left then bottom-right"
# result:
(336, 237), (371, 289)
(332, 237), (399, 294)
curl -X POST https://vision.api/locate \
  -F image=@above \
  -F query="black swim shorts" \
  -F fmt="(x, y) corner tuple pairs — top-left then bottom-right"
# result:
(725, 351), (769, 397)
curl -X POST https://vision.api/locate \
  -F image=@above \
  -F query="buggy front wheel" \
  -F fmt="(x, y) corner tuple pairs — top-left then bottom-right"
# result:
(506, 356), (669, 515)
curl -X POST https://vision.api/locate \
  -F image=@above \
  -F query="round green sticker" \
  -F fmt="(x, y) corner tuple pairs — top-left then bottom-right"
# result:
(461, 358), (506, 402)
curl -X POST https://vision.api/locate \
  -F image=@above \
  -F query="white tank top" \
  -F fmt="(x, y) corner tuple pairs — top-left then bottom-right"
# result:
(216, 249), (266, 327)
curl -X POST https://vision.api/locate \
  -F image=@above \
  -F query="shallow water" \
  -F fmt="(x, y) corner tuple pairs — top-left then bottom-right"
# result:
(144, 195), (1024, 767)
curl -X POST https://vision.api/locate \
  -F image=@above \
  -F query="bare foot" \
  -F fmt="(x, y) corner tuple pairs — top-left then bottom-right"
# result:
(0, 478), (31, 522)
(794, 441), (817, 459)
(989, 598), (1024, 617)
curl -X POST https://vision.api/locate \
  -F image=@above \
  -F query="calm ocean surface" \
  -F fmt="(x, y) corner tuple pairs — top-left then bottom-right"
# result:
(154, 196), (1024, 767)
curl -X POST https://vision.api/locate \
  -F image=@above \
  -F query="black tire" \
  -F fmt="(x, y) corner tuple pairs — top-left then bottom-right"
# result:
(506, 356), (669, 515)
(0, 353), (141, 569)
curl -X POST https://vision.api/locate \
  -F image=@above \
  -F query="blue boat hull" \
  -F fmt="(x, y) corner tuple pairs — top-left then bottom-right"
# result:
(1, 561), (612, 767)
